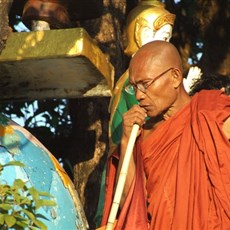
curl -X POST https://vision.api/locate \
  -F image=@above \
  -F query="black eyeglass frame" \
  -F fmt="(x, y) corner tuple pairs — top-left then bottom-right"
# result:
(125, 67), (174, 95)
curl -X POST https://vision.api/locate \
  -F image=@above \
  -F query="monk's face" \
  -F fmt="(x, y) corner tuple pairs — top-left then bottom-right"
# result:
(129, 55), (178, 118)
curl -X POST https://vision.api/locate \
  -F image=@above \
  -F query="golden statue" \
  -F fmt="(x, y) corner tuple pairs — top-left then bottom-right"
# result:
(109, 0), (176, 155)
(124, 0), (175, 56)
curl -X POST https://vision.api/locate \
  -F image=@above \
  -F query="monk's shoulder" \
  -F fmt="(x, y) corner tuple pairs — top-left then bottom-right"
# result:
(192, 90), (229, 110)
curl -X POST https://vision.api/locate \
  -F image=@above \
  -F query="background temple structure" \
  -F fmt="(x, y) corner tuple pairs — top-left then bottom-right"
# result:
(0, 27), (114, 101)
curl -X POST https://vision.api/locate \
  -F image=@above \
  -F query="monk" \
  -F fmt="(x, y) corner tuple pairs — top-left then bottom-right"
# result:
(94, 3), (176, 226)
(101, 41), (230, 229)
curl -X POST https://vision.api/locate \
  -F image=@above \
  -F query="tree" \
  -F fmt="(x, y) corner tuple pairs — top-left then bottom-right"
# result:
(0, 0), (13, 54)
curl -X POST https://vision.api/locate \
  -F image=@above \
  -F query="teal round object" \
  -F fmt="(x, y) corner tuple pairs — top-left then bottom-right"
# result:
(0, 114), (88, 229)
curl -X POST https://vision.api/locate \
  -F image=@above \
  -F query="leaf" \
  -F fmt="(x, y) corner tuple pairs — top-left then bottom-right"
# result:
(28, 187), (39, 201)
(29, 226), (39, 230)
(0, 184), (10, 196)
(0, 203), (12, 210)
(21, 209), (35, 221)
(14, 193), (22, 204)
(20, 197), (31, 205)
(0, 213), (4, 225)
(14, 221), (28, 229)
(14, 216), (30, 228)
(3, 161), (25, 168)
(13, 179), (26, 189)
(33, 218), (48, 230)
(14, 214), (29, 223)
(38, 190), (55, 198)
(5, 215), (16, 227)
(35, 199), (56, 210)
(35, 213), (50, 221)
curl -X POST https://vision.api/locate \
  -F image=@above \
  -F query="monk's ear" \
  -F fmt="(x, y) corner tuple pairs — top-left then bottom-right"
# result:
(171, 68), (182, 88)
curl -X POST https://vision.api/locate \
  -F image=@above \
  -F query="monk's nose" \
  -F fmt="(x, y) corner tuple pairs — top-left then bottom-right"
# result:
(135, 88), (145, 101)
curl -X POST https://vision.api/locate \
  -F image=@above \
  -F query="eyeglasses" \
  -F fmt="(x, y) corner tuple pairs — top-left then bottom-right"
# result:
(125, 67), (174, 95)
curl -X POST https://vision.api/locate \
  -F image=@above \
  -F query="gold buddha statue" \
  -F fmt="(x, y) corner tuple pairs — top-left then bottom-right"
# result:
(124, 0), (175, 56)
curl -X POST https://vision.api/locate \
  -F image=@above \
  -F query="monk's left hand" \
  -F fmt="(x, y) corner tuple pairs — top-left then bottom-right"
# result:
(122, 104), (147, 140)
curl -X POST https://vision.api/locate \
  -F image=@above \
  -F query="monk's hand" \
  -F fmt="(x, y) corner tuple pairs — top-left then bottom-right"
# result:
(122, 104), (147, 140)
(221, 86), (230, 95)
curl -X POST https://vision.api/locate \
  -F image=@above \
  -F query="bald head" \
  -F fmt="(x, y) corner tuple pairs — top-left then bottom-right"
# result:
(128, 40), (190, 120)
(130, 40), (183, 75)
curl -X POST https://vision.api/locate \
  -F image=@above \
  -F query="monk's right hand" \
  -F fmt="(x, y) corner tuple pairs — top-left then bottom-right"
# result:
(122, 104), (147, 141)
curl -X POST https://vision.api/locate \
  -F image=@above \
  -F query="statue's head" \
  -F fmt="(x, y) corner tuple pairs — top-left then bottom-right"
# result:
(124, 0), (176, 56)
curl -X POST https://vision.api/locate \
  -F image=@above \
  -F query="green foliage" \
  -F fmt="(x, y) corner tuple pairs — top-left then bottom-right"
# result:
(0, 99), (72, 137)
(0, 161), (56, 230)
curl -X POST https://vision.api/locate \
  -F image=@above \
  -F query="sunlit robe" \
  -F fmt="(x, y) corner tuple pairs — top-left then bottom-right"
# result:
(101, 90), (230, 229)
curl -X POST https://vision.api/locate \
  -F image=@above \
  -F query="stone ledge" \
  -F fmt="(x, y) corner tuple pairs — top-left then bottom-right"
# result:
(0, 28), (114, 101)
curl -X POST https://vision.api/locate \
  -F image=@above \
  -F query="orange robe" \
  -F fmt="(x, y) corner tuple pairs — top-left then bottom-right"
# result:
(101, 90), (230, 229)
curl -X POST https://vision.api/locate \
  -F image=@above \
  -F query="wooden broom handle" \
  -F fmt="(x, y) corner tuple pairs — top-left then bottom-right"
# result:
(106, 124), (139, 230)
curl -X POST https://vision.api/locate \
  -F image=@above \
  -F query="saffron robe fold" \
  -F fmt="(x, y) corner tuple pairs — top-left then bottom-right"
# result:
(101, 90), (230, 229)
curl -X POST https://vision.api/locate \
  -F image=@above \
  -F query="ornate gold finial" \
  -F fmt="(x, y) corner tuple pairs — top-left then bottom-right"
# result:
(124, 1), (176, 56)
